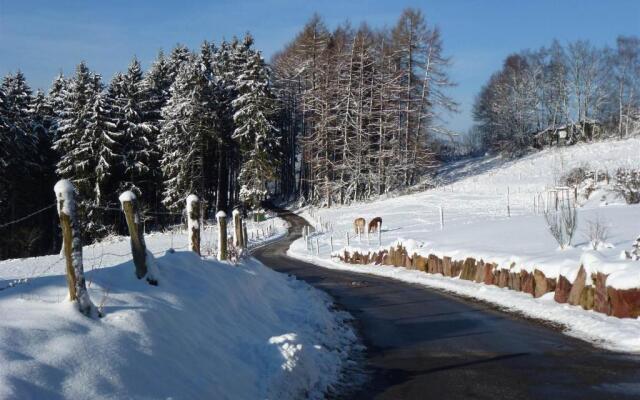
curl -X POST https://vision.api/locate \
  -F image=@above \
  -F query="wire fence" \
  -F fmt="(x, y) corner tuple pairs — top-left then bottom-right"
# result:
(0, 203), (56, 230)
(0, 203), (285, 313)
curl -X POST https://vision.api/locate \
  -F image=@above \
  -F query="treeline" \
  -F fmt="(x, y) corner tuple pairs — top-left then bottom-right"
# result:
(1, 8), (458, 260)
(0, 35), (279, 259)
(271, 9), (456, 205)
(472, 37), (640, 155)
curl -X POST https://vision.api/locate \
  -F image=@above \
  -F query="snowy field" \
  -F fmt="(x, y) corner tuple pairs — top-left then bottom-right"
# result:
(0, 217), (358, 399)
(288, 137), (640, 353)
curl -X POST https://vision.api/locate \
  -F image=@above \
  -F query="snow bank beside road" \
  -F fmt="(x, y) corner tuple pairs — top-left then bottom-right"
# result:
(0, 221), (356, 399)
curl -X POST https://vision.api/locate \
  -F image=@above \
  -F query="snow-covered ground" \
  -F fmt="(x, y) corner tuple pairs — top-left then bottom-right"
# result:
(0, 216), (358, 399)
(288, 138), (640, 353)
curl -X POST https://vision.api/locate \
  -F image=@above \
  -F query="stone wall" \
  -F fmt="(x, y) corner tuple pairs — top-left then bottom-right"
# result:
(337, 244), (640, 319)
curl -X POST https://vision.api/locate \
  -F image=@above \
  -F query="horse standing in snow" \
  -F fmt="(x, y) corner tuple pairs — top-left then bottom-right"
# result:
(368, 217), (382, 234)
(354, 218), (366, 236)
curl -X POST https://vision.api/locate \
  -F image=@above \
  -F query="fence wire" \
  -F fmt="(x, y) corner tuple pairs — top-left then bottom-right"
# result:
(0, 203), (56, 230)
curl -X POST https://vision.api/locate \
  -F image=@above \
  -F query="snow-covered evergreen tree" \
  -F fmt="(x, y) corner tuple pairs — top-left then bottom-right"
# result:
(53, 62), (96, 192)
(232, 50), (279, 209)
(159, 55), (215, 211)
(88, 92), (120, 206)
(0, 72), (38, 210)
(167, 45), (194, 81)
(112, 58), (155, 196)
(141, 51), (173, 211)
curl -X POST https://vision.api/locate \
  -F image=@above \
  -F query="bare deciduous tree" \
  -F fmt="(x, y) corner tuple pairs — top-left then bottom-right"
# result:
(583, 214), (609, 250)
(544, 195), (577, 249)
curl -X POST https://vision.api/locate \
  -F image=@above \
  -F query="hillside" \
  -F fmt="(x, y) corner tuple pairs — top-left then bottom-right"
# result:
(288, 138), (640, 352)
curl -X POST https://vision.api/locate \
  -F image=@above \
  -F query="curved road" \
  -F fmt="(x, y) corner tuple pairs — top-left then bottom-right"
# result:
(253, 209), (640, 399)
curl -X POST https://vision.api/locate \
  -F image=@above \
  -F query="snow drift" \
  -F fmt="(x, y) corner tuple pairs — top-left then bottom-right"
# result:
(0, 229), (356, 399)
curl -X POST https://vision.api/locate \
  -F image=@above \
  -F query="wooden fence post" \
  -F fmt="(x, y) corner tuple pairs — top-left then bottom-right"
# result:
(243, 222), (248, 249)
(119, 191), (156, 285)
(186, 194), (201, 255)
(54, 180), (97, 317)
(216, 211), (227, 261)
(232, 208), (245, 252)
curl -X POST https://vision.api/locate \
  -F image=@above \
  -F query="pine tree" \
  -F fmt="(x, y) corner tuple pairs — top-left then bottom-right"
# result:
(159, 55), (216, 211)
(141, 51), (173, 212)
(112, 58), (155, 197)
(233, 50), (279, 209)
(88, 92), (120, 206)
(0, 72), (49, 258)
(53, 62), (96, 193)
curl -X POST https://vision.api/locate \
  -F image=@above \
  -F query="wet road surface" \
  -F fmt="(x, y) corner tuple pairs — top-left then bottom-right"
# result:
(253, 208), (640, 399)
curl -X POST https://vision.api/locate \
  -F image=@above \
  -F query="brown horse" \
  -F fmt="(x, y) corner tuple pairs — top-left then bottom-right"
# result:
(368, 217), (382, 234)
(354, 218), (366, 235)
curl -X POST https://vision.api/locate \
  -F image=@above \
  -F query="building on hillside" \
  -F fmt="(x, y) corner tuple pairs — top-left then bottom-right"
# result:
(533, 120), (601, 149)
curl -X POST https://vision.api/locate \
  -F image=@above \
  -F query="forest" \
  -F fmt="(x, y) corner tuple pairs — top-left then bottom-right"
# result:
(0, 8), (457, 259)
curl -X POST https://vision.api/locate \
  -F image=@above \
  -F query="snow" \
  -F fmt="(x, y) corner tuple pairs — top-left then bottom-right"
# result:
(118, 190), (136, 204)
(53, 179), (76, 215)
(0, 220), (357, 399)
(216, 210), (226, 218)
(287, 137), (640, 352)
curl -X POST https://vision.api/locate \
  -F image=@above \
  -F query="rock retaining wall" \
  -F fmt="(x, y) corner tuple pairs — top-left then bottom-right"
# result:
(337, 245), (640, 319)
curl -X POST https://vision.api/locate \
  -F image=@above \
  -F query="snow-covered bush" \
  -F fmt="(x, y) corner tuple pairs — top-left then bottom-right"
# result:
(544, 197), (577, 249)
(560, 165), (590, 187)
(582, 214), (610, 250)
(560, 166), (612, 202)
(626, 235), (640, 260)
(614, 168), (640, 204)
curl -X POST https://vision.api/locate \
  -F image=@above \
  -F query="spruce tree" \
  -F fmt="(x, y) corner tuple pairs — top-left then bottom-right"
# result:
(142, 51), (173, 211)
(112, 58), (155, 197)
(53, 62), (96, 193)
(232, 51), (279, 209)
(159, 50), (216, 211)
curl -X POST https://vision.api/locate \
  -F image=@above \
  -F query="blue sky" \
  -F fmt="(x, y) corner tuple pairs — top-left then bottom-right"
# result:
(1, 0), (638, 133)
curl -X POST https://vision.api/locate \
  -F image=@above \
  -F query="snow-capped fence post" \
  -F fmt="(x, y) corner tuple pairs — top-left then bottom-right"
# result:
(120, 191), (157, 285)
(232, 208), (244, 252)
(54, 180), (97, 317)
(216, 211), (227, 261)
(186, 195), (201, 256)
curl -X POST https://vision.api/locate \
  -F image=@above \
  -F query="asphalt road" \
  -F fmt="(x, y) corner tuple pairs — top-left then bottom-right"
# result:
(253, 208), (640, 400)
